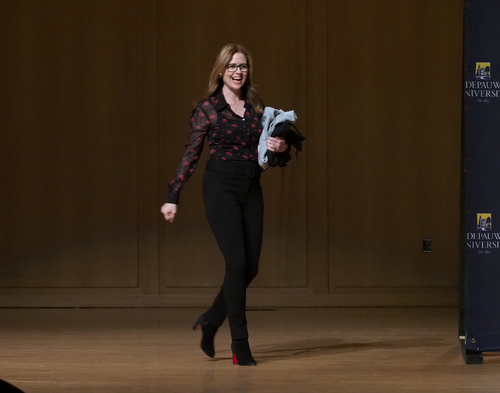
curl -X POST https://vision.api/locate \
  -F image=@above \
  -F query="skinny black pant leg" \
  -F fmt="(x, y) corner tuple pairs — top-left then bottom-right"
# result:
(242, 176), (264, 284)
(205, 177), (263, 328)
(203, 166), (263, 341)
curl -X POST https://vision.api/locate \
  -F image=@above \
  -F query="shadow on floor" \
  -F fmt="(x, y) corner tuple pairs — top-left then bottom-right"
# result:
(251, 337), (448, 363)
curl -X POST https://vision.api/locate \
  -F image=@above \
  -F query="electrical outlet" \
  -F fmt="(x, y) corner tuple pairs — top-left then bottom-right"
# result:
(423, 238), (431, 253)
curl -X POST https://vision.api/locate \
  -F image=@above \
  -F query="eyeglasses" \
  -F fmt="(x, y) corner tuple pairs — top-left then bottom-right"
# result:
(226, 63), (249, 72)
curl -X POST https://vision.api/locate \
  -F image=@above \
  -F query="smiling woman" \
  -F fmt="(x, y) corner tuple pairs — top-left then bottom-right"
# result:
(160, 43), (289, 367)
(222, 54), (248, 106)
(206, 44), (263, 117)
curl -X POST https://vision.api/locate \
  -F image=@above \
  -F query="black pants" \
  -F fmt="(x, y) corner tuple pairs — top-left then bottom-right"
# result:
(203, 160), (264, 341)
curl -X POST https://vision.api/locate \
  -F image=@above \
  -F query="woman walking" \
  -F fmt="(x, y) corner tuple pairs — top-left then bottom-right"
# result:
(161, 44), (288, 366)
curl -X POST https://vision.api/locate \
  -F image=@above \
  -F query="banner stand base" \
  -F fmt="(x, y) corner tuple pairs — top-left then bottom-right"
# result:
(460, 340), (483, 364)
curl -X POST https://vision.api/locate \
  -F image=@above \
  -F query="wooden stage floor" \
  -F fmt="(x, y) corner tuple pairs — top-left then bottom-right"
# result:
(1, 307), (499, 392)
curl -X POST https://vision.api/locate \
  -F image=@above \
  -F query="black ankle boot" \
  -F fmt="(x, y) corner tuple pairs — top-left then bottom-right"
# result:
(192, 313), (218, 358)
(231, 339), (257, 366)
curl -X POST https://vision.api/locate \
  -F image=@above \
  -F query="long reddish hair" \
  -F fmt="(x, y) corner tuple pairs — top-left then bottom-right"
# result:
(206, 44), (263, 114)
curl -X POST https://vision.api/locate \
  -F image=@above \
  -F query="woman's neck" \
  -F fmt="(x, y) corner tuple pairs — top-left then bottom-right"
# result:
(222, 85), (243, 104)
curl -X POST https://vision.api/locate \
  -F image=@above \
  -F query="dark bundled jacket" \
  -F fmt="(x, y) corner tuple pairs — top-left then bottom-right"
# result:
(258, 107), (305, 169)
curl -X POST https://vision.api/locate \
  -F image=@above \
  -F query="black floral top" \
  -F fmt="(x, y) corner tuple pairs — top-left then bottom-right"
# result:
(167, 89), (263, 204)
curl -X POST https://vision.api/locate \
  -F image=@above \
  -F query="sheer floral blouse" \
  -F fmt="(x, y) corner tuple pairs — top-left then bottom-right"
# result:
(167, 89), (263, 204)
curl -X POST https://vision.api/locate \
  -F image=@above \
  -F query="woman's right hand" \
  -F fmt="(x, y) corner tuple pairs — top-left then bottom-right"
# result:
(161, 203), (177, 223)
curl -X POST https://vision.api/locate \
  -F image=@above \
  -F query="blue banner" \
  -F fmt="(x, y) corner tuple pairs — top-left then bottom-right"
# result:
(462, 0), (500, 354)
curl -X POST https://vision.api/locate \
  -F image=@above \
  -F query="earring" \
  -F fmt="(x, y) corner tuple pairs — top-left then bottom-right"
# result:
(218, 74), (222, 78)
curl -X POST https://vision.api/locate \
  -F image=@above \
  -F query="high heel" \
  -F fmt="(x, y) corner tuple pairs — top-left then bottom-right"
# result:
(192, 313), (218, 358)
(231, 340), (257, 366)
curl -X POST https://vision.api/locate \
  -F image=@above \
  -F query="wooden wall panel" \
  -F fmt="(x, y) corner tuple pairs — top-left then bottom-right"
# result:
(327, 0), (463, 289)
(0, 0), (140, 287)
(158, 0), (308, 289)
(0, 0), (464, 306)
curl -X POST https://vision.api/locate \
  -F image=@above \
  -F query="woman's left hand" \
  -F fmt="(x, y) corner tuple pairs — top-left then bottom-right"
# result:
(266, 137), (288, 153)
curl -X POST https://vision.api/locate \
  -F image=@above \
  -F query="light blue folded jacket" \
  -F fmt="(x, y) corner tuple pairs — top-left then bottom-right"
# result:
(258, 106), (297, 169)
